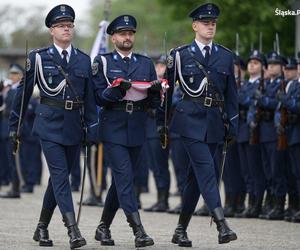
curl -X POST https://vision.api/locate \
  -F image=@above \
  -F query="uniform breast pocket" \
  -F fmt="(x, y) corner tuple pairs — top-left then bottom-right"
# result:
(74, 69), (88, 80)
(216, 68), (230, 82)
(43, 69), (60, 86)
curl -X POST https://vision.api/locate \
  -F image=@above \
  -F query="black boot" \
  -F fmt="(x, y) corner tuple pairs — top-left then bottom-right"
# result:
(95, 209), (116, 245)
(284, 196), (299, 222)
(171, 213), (192, 247)
(33, 208), (54, 246)
(63, 212), (86, 249)
(247, 196), (263, 218)
(234, 194), (254, 218)
(259, 191), (273, 219)
(194, 203), (209, 216)
(0, 180), (20, 198)
(235, 193), (246, 214)
(291, 199), (300, 223)
(144, 189), (169, 212)
(212, 207), (237, 244)
(265, 196), (285, 220)
(223, 193), (236, 217)
(126, 212), (154, 247)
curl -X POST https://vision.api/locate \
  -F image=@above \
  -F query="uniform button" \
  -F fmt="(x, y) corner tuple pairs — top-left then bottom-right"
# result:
(208, 71), (210, 74)
(209, 94), (212, 97)
(128, 79), (131, 81)
(67, 96), (70, 98)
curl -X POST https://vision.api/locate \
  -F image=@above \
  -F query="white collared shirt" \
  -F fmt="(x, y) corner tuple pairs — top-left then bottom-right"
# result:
(194, 39), (212, 57)
(54, 43), (72, 63)
(117, 51), (133, 59)
(249, 76), (260, 84)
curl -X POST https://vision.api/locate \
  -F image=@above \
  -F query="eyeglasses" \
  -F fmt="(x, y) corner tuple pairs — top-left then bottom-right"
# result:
(52, 23), (75, 29)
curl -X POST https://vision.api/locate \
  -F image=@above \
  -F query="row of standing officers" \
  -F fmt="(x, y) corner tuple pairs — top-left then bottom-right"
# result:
(1, 1), (299, 249)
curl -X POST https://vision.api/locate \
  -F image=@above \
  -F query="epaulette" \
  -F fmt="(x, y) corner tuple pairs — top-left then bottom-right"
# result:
(99, 52), (112, 56)
(75, 48), (89, 57)
(174, 44), (189, 52)
(134, 53), (151, 60)
(215, 44), (232, 54)
(30, 47), (48, 54)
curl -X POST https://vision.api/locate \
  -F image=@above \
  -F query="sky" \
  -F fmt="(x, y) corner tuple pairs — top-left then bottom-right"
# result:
(0, 0), (90, 18)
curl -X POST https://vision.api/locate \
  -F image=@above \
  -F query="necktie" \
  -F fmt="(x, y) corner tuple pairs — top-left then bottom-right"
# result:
(62, 50), (68, 68)
(123, 56), (130, 72)
(204, 46), (210, 65)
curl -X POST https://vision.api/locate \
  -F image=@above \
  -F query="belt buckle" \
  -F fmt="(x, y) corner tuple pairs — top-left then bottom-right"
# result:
(204, 97), (212, 107)
(65, 100), (73, 110)
(126, 101), (134, 114)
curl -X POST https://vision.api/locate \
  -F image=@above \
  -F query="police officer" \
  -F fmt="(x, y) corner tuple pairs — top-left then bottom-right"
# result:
(276, 57), (299, 222)
(168, 85), (190, 214)
(144, 55), (170, 213)
(222, 54), (247, 217)
(255, 52), (286, 219)
(235, 50), (267, 218)
(92, 14), (162, 248)
(165, 3), (237, 247)
(8, 5), (98, 249)
(0, 64), (24, 198)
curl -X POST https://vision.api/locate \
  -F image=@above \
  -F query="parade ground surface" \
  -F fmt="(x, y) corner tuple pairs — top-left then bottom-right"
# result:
(0, 168), (300, 250)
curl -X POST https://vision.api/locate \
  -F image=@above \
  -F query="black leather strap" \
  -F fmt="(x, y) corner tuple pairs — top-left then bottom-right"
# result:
(40, 97), (83, 110)
(105, 100), (148, 113)
(183, 95), (224, 108)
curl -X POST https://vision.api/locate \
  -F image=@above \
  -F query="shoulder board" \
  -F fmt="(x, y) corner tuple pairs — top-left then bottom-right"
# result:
(30, 47), (48, 54)
(75, 48), (89, 57)
(215, 44), (232, 53)
(134, 53), (151, 60)
(174, 44), (189, 52)
(99, 52), (112, 57)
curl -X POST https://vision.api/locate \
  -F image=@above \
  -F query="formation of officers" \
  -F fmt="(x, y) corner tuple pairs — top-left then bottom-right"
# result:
(0, 1), (299, 249)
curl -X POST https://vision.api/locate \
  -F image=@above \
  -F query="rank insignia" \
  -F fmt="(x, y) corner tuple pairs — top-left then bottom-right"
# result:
(92, 62), (99, 75)
(167, 55), (173, 68)
(124, 15), (129, 23)
(26, 58), (31, 72)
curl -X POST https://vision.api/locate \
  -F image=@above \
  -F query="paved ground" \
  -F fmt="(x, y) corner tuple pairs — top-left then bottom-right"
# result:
(0, 164), (300, 250)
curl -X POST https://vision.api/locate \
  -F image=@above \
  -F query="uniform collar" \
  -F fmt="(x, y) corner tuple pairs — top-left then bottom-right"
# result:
(53, 43), (72, 58)
(116, 50), (133, 59)
(249, 76), (260, 83)
(194, 39), (212, 55)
